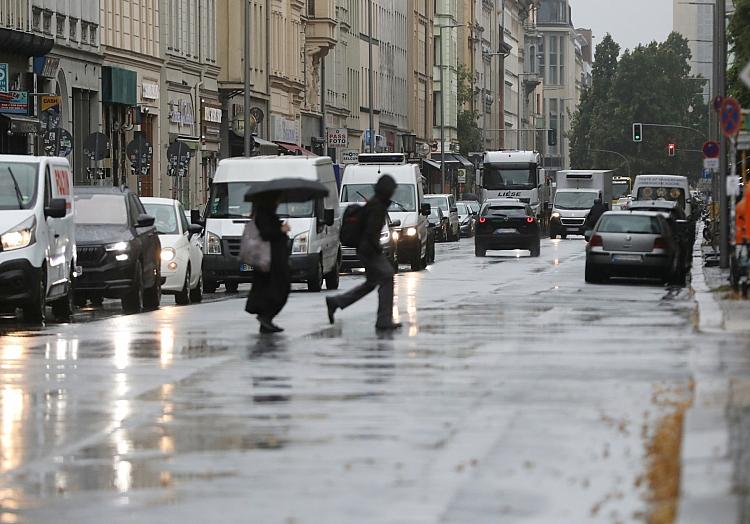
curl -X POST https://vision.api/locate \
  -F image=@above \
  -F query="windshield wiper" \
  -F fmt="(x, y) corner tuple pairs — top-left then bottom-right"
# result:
(6, 167), (24, 209)
(356, 191), (369, 202)
(390, 200), (408, 212)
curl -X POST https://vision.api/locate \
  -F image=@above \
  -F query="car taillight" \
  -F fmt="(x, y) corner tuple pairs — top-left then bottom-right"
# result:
(589, 234), (603, 247)
(526, 217), (535, 224)
(478, 217), (487, 224)
(653, 237), (668, 250)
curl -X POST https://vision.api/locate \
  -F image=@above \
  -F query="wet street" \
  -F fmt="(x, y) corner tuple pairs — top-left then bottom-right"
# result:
(0, 238), (710, 522)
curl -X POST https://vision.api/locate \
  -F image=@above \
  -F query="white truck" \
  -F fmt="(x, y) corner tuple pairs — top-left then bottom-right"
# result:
(480, 150), (548, 218)
(550, 170), (614, 239)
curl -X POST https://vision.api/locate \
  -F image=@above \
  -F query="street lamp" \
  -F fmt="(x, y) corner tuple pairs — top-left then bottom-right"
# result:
(437, 23), (462, 194)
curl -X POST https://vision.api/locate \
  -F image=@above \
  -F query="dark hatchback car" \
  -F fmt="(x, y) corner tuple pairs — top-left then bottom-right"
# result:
(427, 206), (448, 242)
(475, 200), (541, 257)
(74, 187), (162, 314)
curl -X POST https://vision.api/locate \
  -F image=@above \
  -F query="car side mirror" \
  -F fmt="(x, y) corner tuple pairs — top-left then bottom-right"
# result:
(421, 203), (431, 216)
(188, 223), (203, 239)
(137, 214), (156, 228)
(584, 229), (593, 242)
(391, 219), (401, 228)
(45, 198), (67, 218)
(322, 208), (335, 227)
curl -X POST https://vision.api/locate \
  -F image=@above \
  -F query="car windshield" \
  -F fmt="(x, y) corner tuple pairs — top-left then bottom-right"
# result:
(456, 203), (469, 216)
(482, 205), (527, 218)
(636, 186), (686, 208)
(340, 183), (417, 212)
(75, 194), (128, 225)
(597, 215), (662, 234)
(0, 162), (38, 210)
(424, 196), (447, 211)
(613, 182), (631, 199)
(428, 208), (442, 220)
(143, 203), (180, 234)
(482, 166), (535, 190)
(555, 192), (597, 210)
(206, 182), (315, 219)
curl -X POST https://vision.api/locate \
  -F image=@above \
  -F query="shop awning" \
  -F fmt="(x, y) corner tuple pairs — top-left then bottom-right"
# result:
(423, 157), (461, 170)
(276, 142), (315, 157)
(449, 154), (475, 169)
(177, 135), (201, 151)
(0, 114), (40, 134)
(0, 28), (53, 56)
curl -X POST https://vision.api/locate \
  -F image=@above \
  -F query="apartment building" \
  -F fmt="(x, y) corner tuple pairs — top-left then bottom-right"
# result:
(433, 0), (459, 154)
(406, 0), (434, 155)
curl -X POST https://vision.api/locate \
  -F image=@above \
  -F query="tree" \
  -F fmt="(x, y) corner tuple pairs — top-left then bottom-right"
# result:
(568, 32), (708, 183)
(728, 0), (750, 107)
(456, 65), (482, 154)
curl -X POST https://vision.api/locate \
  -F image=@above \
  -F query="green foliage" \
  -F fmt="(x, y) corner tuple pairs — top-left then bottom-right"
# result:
(728, 0), (750, 107)
(568, 32), (708, 183)
(456, 65), (482, 153)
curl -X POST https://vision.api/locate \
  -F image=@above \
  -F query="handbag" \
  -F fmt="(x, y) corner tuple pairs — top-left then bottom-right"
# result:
(239, 220), (272, 273)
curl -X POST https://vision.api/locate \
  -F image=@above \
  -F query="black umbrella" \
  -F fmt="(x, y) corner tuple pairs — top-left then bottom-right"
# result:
(244, 178), (329, 203)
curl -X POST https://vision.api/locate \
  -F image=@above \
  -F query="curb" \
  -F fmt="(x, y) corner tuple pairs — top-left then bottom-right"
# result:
(677, 230), (737, 523)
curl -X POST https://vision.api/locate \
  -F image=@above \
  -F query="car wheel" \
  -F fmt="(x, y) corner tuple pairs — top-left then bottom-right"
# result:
(175, 266), (191, 305)
(91, 295), (104, 306)
(475, 245), (486, 257)
(585, 261), (604, 284)
(410, 252), (422, 271)
(392, 254), (399, 273)
(190, 273), (204, 303)
(550, 233), (558, 240)
(51, 273), (75, 322)
(560, 233), (568, 240)
(143, 270), (162, 311)
(225, 281), (239, 293)
(23, 275), (47, 324)
(325, 260), (340, 290)
(308, 258), (324, 292)
(530, 241), (541, 258)
(122, 262), (144, 314)
(428, 240), (436, 264)
(74, 294), (88, 308)
(203, 279), (218, 294)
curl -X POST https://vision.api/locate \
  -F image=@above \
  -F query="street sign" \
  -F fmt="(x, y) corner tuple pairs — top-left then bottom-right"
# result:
(702, 141), (720, 158)
(741, 61), (750, 90)
(0, 91), (28, 114)
(702, 168), (712, 180)
(83, 132), (111, 161)
(42, 128), (73, 157)
(720, 97), (742, 137)
(326, 128), (348, 148)
(703, 157), (720, 170)
(738, 133), (750, 151)
(0, 64), (7, 93)
(40, 96), (61, 112)
(167, 140), (191, 177)
(340, 148), (359, 164)
(126, 133), (153, 176)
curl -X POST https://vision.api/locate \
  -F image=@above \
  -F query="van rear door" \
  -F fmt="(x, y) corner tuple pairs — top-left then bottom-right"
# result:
(46, 162), (74, 294)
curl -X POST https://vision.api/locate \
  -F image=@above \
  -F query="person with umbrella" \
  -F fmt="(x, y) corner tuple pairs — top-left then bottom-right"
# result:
(244, 178), (330, 334)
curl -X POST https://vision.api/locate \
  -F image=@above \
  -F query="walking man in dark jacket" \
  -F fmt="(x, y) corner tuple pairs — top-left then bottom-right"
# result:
(326, 175), (401, 331)
(585, 197), (608, 231)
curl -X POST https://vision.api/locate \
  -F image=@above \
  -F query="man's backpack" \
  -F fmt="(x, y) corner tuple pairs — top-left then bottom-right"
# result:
(340, 204), (366, 248)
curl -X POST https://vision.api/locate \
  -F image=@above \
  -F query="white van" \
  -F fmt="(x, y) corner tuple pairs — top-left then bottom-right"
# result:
(340, 153), (431, 271)
(0, 156), (75, 322)
(201, 156), (341, 292)
(632, 174), (691, 216)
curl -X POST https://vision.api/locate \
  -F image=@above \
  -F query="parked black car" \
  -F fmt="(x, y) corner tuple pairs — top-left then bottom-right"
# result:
(73, 186), (162, 314)
(475, 200), (541, 257)
(427, 206), (449, 242)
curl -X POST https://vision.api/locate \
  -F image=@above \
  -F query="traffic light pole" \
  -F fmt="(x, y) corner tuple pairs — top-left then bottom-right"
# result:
(716, 0), (729, 269)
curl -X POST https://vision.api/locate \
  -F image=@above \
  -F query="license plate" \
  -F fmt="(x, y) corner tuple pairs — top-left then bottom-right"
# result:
(494, 228), (517, 234)
(613, 254), (642, 263)
(240, 263), (253, 272)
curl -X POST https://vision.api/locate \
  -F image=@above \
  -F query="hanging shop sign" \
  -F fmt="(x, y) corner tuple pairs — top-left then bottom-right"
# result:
(142, 81), (159, 101)
(168, 98), (195, 126)
(0, 91), (29, 114)
(0, 64), (7, 92)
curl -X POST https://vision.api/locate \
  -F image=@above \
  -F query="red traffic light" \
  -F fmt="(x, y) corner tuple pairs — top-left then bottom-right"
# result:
(668, 143), (676, 157)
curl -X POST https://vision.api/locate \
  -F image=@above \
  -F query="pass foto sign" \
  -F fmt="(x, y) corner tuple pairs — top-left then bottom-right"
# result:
(326, 128), (348, 147)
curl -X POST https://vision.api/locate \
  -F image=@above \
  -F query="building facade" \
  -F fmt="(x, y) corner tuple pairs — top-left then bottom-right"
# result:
(433, 0), (459, 154)
(406, 0), (434, 155)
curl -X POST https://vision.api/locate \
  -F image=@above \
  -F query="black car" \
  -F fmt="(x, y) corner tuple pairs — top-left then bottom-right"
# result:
(74, 186), (162, 313)
(475, 200), (541, 257)
(427, 207), (449, 242)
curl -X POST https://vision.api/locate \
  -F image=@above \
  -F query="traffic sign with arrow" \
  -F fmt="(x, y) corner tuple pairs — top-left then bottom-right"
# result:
(720, 97), (742, 138)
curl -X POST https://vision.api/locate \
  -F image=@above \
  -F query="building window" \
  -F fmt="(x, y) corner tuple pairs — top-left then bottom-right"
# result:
(56, 15), (66, 38)
(32, 8), (42, 32)
(69, 18), (78, 42)
(43, 11), (52, 35)
(89, 24), (98, 46)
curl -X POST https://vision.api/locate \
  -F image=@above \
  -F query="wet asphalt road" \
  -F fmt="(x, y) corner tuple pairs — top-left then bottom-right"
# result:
(0, 238), (707, 522)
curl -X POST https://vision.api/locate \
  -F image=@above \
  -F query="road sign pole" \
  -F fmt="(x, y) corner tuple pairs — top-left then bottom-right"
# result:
(716, 0), (729, 268)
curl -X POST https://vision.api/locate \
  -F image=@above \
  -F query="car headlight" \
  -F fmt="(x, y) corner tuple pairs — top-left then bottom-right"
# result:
(380, 230), (390, 245)
(392, 230), (399, 241)
(551, 212), (561, 219)
(0, 216), (35, 251)
(206, 232), (222, 255)
(292, 232), (309, 254)
(161, 247), (176, 262)
(105, 241), (129, 252)
(406, 227), (417, 237)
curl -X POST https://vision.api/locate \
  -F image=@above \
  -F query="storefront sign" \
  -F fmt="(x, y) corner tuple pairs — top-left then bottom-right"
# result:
(41, 96), (61, 112)
(326, 128), (348, 147)
(204, 106), (222, 124)
(142, 81), (159, 100)
(0, 64), (7, 92)
(168, 98), (195, 126)
(0, 91), (29, 114)
(340, 148), (359, 164)
(271, 115), (300, 144)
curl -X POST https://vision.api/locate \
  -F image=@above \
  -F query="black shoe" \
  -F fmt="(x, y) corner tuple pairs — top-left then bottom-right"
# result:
(375, 322), (402, 331)
(258, 317), (283, 334)
(326, 297), (337, 325)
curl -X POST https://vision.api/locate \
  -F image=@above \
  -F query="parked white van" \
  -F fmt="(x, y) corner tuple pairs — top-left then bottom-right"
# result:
(201, 156), (341, 292)
(0, 156), (75, 322)
(340, 153), (431, 271)
(632, 174), (692, 217)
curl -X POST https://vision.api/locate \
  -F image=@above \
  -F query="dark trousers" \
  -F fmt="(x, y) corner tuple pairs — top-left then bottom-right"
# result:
(331, 250), (394, 326)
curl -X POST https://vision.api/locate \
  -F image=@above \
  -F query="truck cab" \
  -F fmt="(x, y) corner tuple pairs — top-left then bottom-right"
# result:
(550, 170), (614, 239)
(480, 151), (547, 219)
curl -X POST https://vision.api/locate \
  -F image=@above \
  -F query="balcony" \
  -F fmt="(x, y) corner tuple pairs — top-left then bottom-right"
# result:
(305, 0), (337, 56)
(0, 0), (53, 56)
